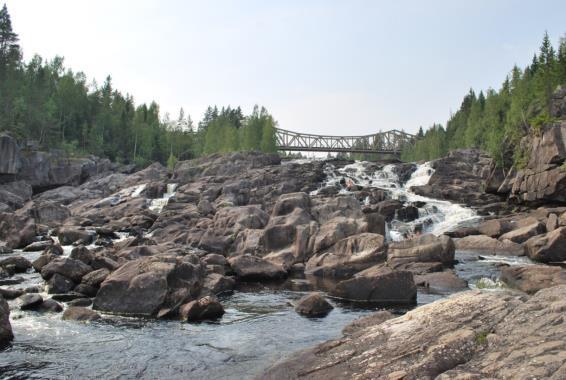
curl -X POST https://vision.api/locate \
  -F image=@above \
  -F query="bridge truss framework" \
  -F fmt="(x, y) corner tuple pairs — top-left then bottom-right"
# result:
(275, 128), (417, 155)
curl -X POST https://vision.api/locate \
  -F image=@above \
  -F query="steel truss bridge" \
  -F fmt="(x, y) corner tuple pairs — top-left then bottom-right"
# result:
(275, 128), (417, 155)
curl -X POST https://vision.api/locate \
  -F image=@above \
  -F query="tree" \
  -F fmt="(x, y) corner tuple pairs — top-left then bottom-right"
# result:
(0, 4), (20, 69)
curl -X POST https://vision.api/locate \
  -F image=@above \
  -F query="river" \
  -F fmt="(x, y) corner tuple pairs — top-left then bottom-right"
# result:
(0, 161), (533, 379)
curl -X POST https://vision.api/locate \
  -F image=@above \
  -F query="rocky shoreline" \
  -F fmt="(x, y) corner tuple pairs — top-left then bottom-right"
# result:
(0, 111), (565, 376)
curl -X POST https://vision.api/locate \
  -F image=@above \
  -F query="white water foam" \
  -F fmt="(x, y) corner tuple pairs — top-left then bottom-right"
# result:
(149, 183), (178, 213)
(313, 160), (480, 238)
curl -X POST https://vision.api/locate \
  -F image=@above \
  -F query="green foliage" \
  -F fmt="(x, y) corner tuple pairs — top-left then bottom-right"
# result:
(475, 331), (489, 345)
(0, 4), (280, 165)
(167, 153), (178, 171)
(405, 32), (566, 168)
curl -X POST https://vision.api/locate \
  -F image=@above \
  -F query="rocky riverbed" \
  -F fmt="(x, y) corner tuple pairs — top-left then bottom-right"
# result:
(0, 120), (565, 378)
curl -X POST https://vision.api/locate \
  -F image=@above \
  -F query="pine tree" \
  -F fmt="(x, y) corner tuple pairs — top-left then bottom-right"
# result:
(0, 4), (20, 68)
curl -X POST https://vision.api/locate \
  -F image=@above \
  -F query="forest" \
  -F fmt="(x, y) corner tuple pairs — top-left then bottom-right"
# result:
(402, 32), (566, 168)
(0, 4), (277, 168)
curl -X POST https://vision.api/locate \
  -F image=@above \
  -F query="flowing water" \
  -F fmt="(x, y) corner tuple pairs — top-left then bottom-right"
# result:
(0, 161), (534, 379)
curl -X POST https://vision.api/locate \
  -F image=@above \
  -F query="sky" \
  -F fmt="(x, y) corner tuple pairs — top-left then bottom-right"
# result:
(5, 0), (566, 135)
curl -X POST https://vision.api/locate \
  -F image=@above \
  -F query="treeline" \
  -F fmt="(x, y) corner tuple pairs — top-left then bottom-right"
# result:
(0, 4), (277, 168)
(402, 32), (566, 167)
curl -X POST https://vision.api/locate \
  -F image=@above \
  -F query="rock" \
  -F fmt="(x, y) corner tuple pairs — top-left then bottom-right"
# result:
(69, 245), (95, 265)
(228, 255), (287, 281)
(387, 234), (455, 268)
(74, 284), (98, 297)
(0, 212), (36, 249)
(32, 253), (58, 272)
(62, 307), (101, 321)
(38, 299), (63, 313)
(47, 273), (75, 294)
(294, 292), (333, 317)
(500, 265), (566, 294)
(22, 240), (53, 252)
(197, 199), (215, 215)
(478, 219), (512, 238)
(40, 257), (92, 283)
(0, 288), (24, 300)
(0, 244), (13, 254)
(20, 293), (44, 310)
(306, 233), (386, 277)
(202, 273), (235, 295)
(80, 268), (110, 288)
(0, 189), (24, 211)
(364, 212), (386, 235)
(179, 296), (225, 321)
(202, 254), (227, 266)
(414, 271), (468, 293)
(546, 213), (559, 232)
(455, 235), (524, 255)
(29, 202), (71, 227)
(498, 222), (545, 244)
(94, 255), (203, 317)
(57, 227), (94, 246)
(410, 149), (500, 207)
(525, 226), (566, 263)
(272, 192), (310, 216)
(0, 256), (32, 273)
(374, 199), (403, 221)
(68, 298), (93, 307)
(0, 134), (21, 174)
(262, 287), (566, 380)
(331, 266), (416, 305)
(396, 205), (419, 222)
(341, 310), (395, 336)
(51, 292), (89, 302)
(313, 217), (365, 253)
(551, 86), (566, 118)
(0, 295), (13, 347)
(507, 122), (566, 204)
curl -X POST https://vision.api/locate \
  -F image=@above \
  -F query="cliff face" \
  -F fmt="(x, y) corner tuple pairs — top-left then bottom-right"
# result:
(497, 90), (566, 205)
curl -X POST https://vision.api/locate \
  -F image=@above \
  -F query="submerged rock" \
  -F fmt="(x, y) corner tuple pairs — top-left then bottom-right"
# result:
(294, 292), (333, 317)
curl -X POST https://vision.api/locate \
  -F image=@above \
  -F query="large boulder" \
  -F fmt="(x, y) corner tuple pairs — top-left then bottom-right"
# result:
(40, 257), (92, 283)
(306, 233), (386, 277)
(294, 292), (333, 317)
(228, 254), (287, 281)
(414, 271), (468, 294)
(0, 134), (21, 175)
(93, 255), (204, 317)
(498, 222), (545, 244)
(387, 234), (455, 268)
(454, 235), (524, 255)
(0, 296), (13, 347)
(262, 286), (566, 379)
(0, 256), (32, 273)
(29, 202), (71, 227)
(524, 226), (566, 263)
(0, 212), (36, 249)
(57, 227), (94, 246)
(500, 265), (566, 294)
(331, 266), (416, 305)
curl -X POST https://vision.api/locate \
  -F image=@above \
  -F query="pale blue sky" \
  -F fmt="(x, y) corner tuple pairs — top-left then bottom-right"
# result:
(6, 0), (566, 135)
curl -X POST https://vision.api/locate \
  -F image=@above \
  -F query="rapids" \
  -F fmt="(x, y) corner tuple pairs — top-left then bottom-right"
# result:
(0, 160), (533, 379)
